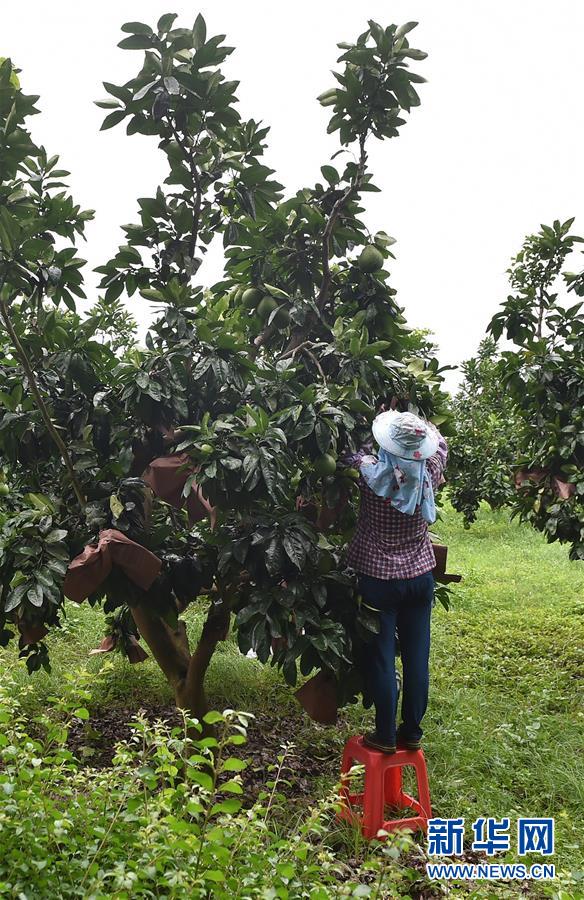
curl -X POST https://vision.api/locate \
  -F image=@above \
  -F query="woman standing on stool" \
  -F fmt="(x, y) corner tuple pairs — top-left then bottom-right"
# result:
(346, 410), (447, 754)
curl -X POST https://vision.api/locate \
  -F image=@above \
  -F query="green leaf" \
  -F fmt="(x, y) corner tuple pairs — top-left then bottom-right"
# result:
(394, 21), (418, 40)
(100, 110), (127, 131)
(193, 36), (231, 70)
(121, 22), (153, 35)
(362, 340), (391, 358)
(23, 493), (55, 514)
(348, 398), (373, 415)
(110, 495), (124, 518)
(283, 533), (306, 571)
(4, 583), (28, 613)
(221, 757), (247, 772)
(315, 419), (331, 453)
(0, 208), (20, 251)
(190, 770), (214, 791)
(400, 48), (427, 61)
(192, 14), (207, 49)
(259, 451), (277, 499)
(47, 540), (70, 559)
(0, 391), (14, 410)
(221, 779), (243, 794)
(140, 288), (166, 302)
(36, 570), (54, 589)
(203, 871), (225, 883)
(103, 81), (132, 102)
(264, 537), (282, 576)
(373, 230), (396, 249)
(27, 584), (43, 607)
(118, 34), (154, 50)
(321, 165), (339, 186)
(157, 12), (178, 33)
(210, 798), (241, 815)
(45, 529), (68, 544)
(277, 863), (295, 880)
(220, 456), (242, 471)
(21, 237), (52, 260)
(94, 99), (121, 110)
(164, 76), (180, 95)
(134, 79), (158, 101)
(317, 88), (337, 107)
(407, 357), (425, 374)
(263, 283), (290, 301)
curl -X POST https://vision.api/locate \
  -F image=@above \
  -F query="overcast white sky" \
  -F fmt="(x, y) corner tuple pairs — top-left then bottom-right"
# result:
(3, 1), (584, 390)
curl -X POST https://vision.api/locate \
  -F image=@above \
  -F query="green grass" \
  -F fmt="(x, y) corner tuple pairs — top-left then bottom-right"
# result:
(1, 503), (583, 893)
(339, 503), (584, 894)
(0, 598), (295, 717)
(425, 505), (584, 882)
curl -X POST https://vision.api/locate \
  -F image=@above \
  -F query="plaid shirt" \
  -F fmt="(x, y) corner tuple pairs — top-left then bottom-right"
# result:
(346, 430), (448, 580)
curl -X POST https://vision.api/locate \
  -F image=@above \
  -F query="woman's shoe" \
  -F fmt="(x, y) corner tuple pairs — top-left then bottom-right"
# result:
(396, 727), (422, 751)
(363, 732), (396, 754)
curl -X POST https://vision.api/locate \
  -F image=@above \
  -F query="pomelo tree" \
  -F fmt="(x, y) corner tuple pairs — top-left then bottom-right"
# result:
(448, 338), (521, 526)
(0, 16), (450, 720)
(488, 219), (584, 559)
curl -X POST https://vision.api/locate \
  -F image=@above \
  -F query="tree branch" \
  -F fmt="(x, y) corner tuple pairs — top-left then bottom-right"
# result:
(259, 139), (369, 358)
(301, 346), (327, 382)
(167, 118), (205, 266)
(279, 340), (310, 360)
(316, 136), (368, 314)
(188, 151), (203, 262)
(537, 257), (556, 340)
(176, 601), (230, 718)
(130, 604), (191, 687)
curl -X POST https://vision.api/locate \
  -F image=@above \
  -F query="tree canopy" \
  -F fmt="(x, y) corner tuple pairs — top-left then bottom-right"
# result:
(488, 219), (584, 559)
(0, 17), (450, 718)
(447, 338), (521, 527)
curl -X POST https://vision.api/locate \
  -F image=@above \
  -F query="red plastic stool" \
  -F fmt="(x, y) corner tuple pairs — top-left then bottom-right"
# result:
(339, 735), (432, 839)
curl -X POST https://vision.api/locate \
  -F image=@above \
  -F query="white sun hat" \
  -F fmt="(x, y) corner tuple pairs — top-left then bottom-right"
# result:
(372, 410), (439, 461)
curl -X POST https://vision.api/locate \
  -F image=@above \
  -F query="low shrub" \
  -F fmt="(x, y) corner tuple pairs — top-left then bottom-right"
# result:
(0, 669), (418, 899)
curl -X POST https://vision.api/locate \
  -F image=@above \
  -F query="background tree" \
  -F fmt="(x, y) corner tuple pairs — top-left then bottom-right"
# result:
(447, 337), (521, 526)
(488, 219), (584, 559)
(0, 17), (451, 719)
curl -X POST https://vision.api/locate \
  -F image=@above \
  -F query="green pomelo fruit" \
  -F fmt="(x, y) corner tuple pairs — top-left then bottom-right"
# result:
(242, 287), (264, 308)
(357, 245), (384, 273)
(314, 453), (337, 477)
(257, 296), (278, 321)
(317, 552), (334, 574)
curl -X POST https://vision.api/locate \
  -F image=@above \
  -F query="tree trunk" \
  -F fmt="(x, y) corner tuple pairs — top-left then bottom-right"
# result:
(130, 602), (230, 722)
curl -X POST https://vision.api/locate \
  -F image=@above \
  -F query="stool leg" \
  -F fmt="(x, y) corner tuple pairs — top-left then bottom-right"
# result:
(340, 744), (353, 784)
(413, 753), (432, 819)
(384, 763), (403, 808)
(362, 765), (385, 839)
(339, 749), (356, 807)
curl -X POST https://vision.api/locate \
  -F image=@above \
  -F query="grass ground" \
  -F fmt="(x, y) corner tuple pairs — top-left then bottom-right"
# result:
(1, 503), (583, 896)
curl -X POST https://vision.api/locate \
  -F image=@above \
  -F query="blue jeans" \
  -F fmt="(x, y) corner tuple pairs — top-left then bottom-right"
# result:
(358, 571), (434, 744)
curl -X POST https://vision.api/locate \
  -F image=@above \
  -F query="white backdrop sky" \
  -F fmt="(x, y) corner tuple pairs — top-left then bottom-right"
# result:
(3, 1), (584, 390)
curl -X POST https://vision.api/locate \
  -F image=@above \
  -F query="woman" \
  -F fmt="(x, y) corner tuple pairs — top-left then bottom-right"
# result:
(347, 409), (448, 754)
